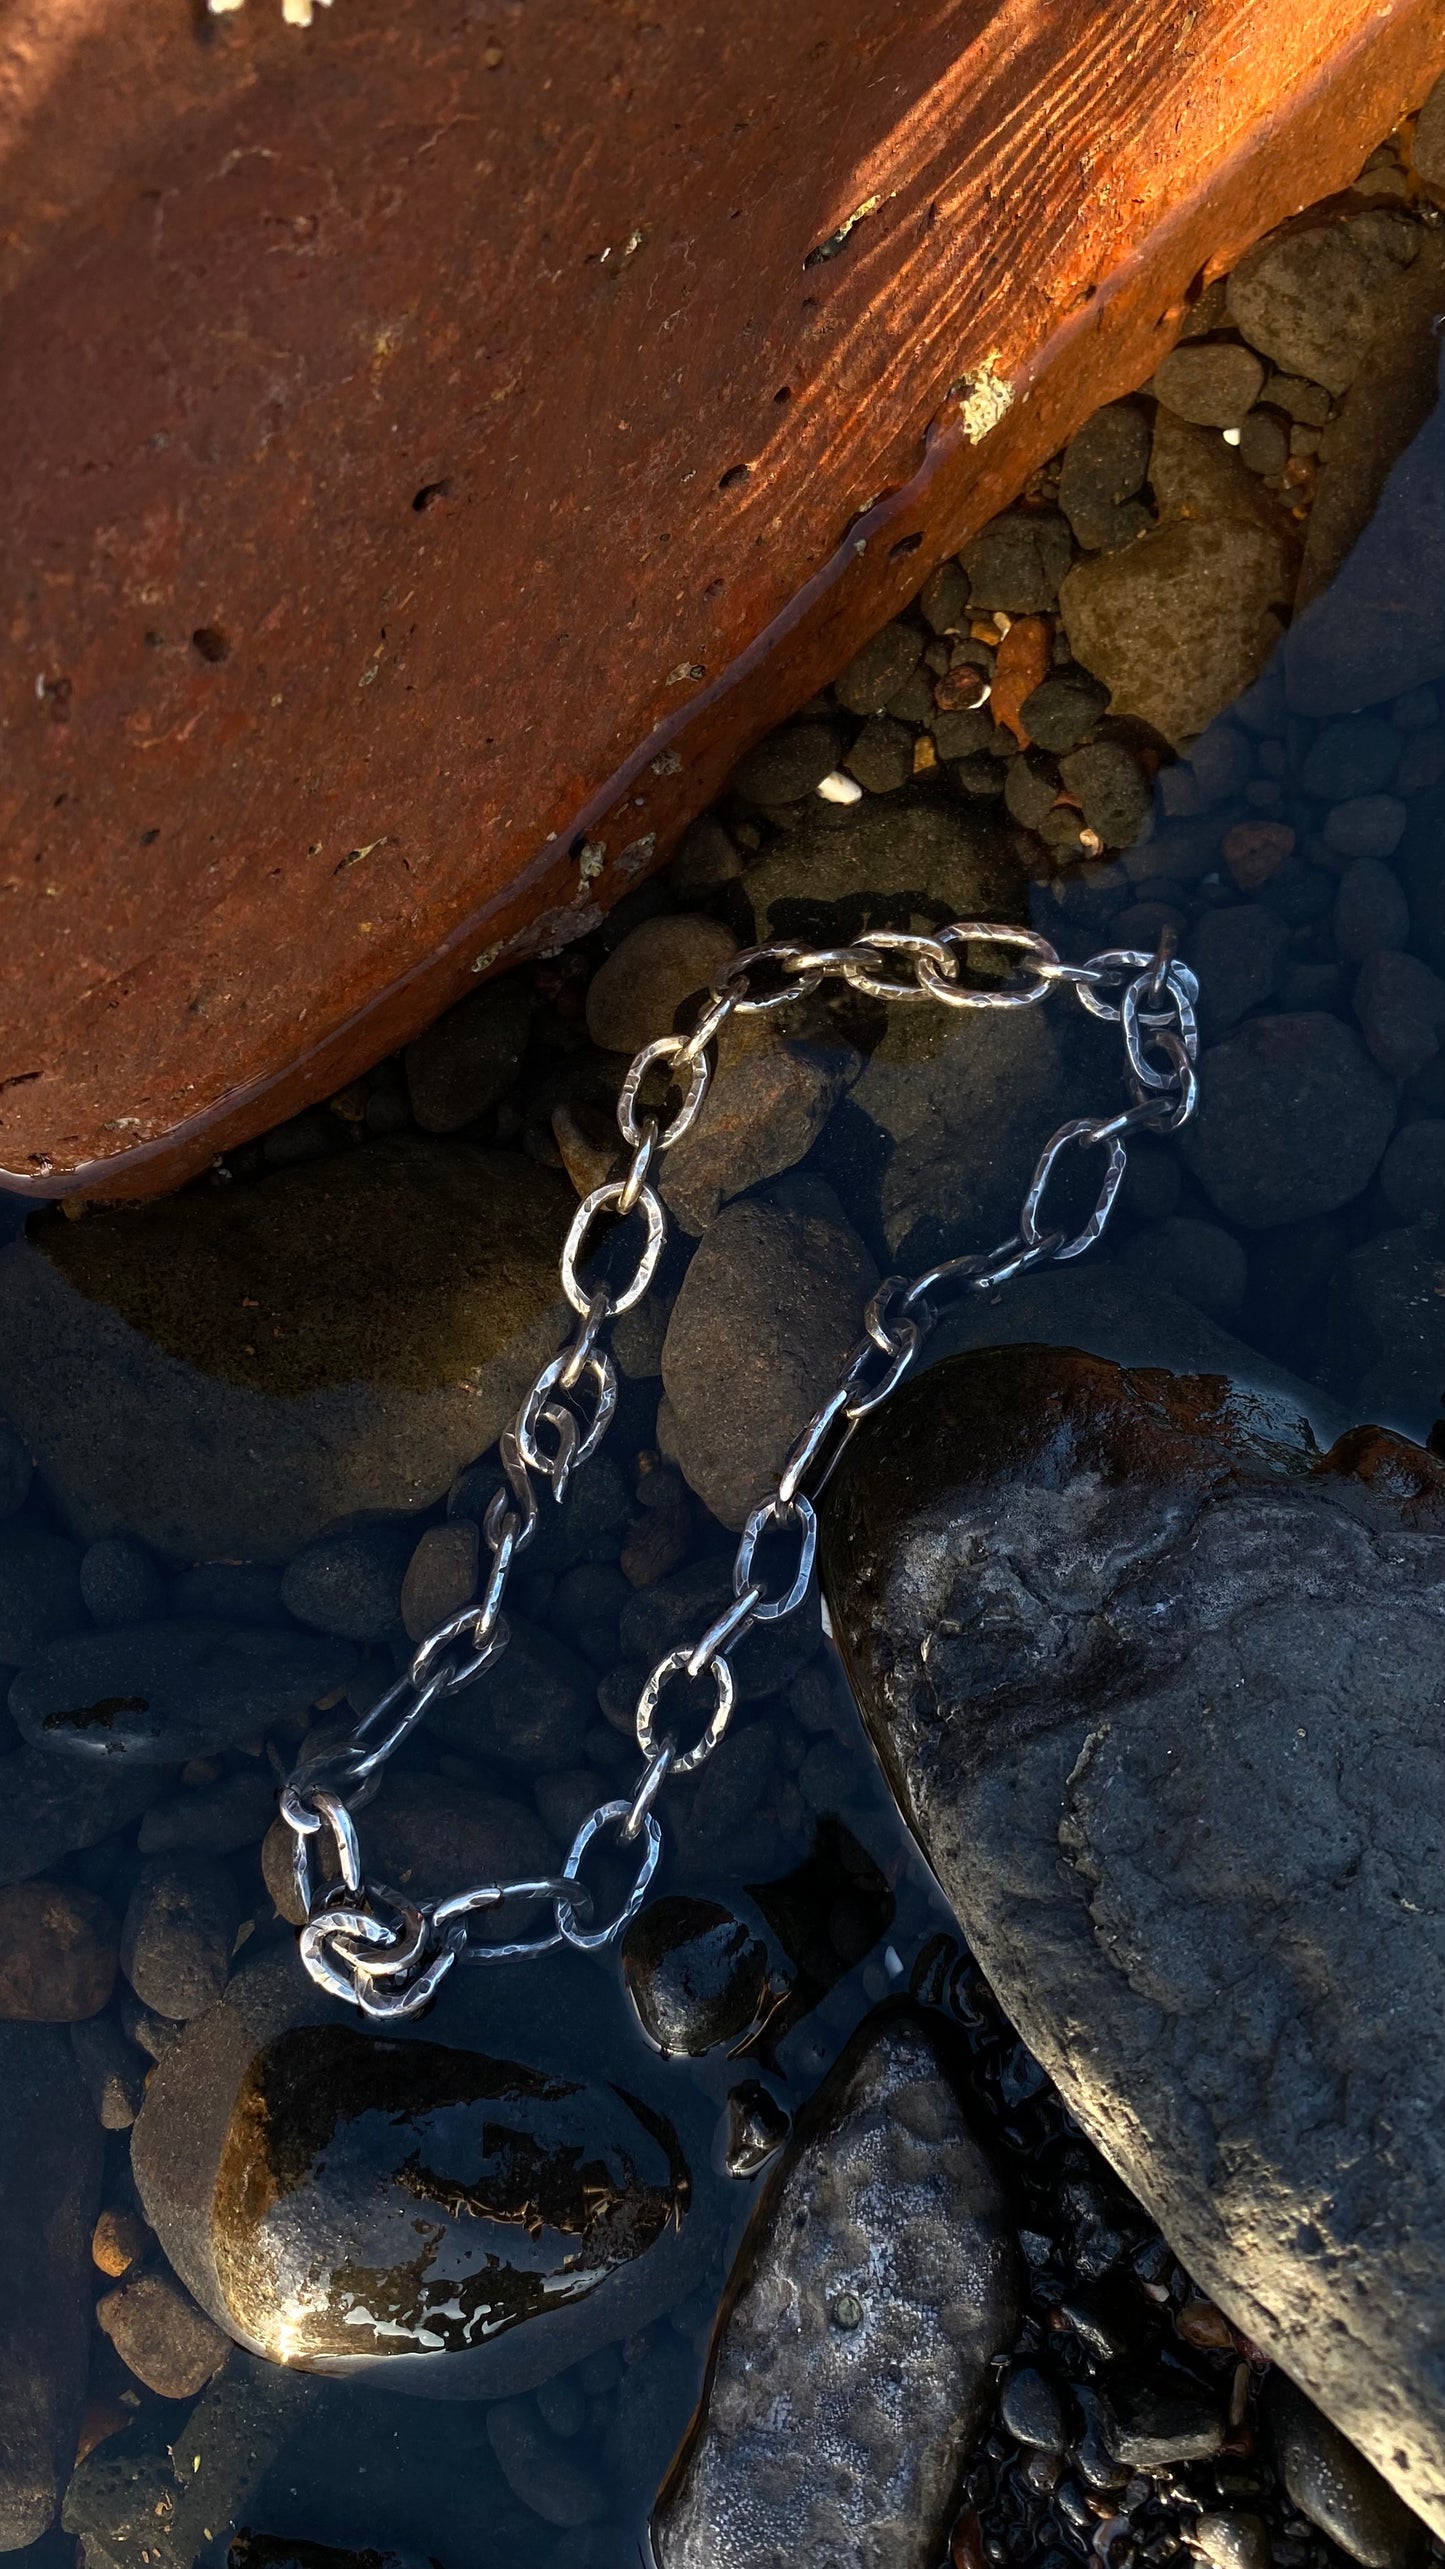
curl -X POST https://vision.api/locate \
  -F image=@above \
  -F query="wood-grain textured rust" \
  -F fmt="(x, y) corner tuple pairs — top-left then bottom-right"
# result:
(2, 0), (1444, 1201)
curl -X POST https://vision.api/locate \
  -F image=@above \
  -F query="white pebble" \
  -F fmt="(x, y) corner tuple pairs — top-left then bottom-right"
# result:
(817, 769), (863, 805)
(1221, 427), (1242, 447)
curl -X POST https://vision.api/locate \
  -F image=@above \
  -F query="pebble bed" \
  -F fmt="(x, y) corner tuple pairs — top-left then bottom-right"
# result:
(2, 112), (1445, 2569)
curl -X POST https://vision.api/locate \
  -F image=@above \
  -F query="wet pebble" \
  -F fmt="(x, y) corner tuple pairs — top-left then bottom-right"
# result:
(1059, 741), (1151, 848)
(1190, 2513), (1272, 2569)
(731, 719), (845, 807)
(724, 2080), (791, 2178)
(834, 620), (925, 713)
(281, 1519), (415, 1642)
(1019, 672), (1109, 751)
(1187, 904), (1289, 1034)
(1379, 1118), (1445, 1221)
(661, 1021), (860, 1235)
(999, 2364), (1068, 2452)
(80, 1534), (168, 1628)
(1118, 1217), (1247, 1325)
(654, 2010), (1019, 2569)
(1180, 1013), (1396, 1225)
(0, 1880), (118, 2020)
(1151, 343), (1265, 427)
(427, 1614), (594, 1772)
(659, 1179), (877, 1529)
(1323, 795), (1408, 863)
(961, 510), (1074, 611)
(120, 1853), (240, 2021)
(10, 1620), (356, 1764)
(1300, 713), (1401, 800)
(584, 914), (737, 1053)
(1056, 404), (1153, 552)
(623, 1895), (773, 2056)
(1102, 2381), (1225, 2468)
(95, 2265), (231, 2400)
(400, 1518), (480, 1643)
(1353, 947), (1445, 1077)
(1334, 857), (1410, 959)
(92, 2204), (152, 2278)
(0, 1745), (159, 1887)
(403, 974), (532, 1133)
(1266, 2376), (1426, 2567)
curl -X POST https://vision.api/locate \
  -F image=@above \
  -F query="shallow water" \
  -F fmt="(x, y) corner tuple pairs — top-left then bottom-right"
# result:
(4, 156), (1445, 2569)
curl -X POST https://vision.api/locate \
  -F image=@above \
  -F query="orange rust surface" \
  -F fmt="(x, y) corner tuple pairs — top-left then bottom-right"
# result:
(990, 618), (1054, 748)
(2, 0), (1444, 1200)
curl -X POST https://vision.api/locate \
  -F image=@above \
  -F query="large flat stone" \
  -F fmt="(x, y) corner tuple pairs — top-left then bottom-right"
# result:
(823, 1343), (1445, 2540)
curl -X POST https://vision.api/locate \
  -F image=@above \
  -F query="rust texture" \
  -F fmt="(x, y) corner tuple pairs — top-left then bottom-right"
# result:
(2, 0), (1444, 1200)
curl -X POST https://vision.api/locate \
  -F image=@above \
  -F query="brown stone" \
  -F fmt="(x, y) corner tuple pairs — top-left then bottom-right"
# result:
(91, 2207), (152, 2281)
(1, 0), (1443, 1202)
(1223, 820), (1296, 890)
(0, 1883), (118, 2023)
(94, 2267), (230, 2400)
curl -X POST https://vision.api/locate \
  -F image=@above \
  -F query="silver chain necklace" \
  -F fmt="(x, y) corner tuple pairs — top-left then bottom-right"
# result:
(280, 918), (1201, 2021)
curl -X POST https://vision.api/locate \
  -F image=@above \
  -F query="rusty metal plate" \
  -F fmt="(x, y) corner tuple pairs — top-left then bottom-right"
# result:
(2, 0), (1443, 1199)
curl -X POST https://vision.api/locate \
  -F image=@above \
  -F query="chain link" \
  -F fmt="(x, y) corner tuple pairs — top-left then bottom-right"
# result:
(283, 915), (1202, 2016)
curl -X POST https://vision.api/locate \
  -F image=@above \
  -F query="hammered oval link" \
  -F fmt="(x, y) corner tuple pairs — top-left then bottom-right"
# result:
(916, 923), (1060, 1009)
(561, 1180), (665, 1316)
(555, 1802), (664, 1951)
(733, 1493), (817, 1622)
(1019, 1118), (1129, 1261)
(840, 930), (954, 1003)
(515, 1348), (618, 1484)
(618, 1036), (712, 1152)
(1075, 949), (1200, 1029)
(621, 1742), (674, 1844)
(616, 1129), (656, 1215)
(776, 1381), (853, 1505)
(635, 1647), (736, 1774)
(712, 943), (824, 1013)
(1122, 969), (1200, 1089)
(843, 1315), (923, 1420)
(686, 1585), (763, 1673)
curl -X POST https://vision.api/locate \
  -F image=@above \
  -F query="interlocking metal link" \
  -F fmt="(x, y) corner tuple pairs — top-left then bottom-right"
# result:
(282, 911), (1202, 2017)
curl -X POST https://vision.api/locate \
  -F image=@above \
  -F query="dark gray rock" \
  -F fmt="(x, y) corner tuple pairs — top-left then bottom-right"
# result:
(426, 1613), (594, 1772)
(1192, 2512), (1272, 2569)
(1057, 403), (1152, 552)
(653, 2009), (1018, 2569)
(138, 1767), (277, 1857)
(1059, 742), (1150, 849)
(1226, 221), (1411, 395)
(1179, 1014), (1396, 1227)
(822, 1343), (1445, 2539)
(659, 1180), (877, 1528)
(833, 622), (925, 717)
(1116, 1217), (1247, 1325)
(1295, 235), (1445, 616)
(0, 1422), (31, 1519)
(403, 974), (531, 1134)
(1267, 2375), (1426, 2567)
(399, 1519), (478, 1644)
(736, 793), (1023, 953)
(1058, 519), (1292, 748)
(622, 1895), (773, 2056)
(0, 2023), (102, 2545)
(281, 1520), (415, 1642)
(1334, 858), (1410, 962)
(0, 1746), (159, 1887)
(731, 720), (846, 807)
(0, 1143), (576, 1562)
(1102, 2381), (1224, 2468)
(132, 1943), (718, 2396)
(1353, 948), (1445, 1079)
(0, 1879), (117, 2022)
(1319, 1220), (1445, 1441)
(121, 1854), (241, 2021)
(660, 1021), (860, 1234)
(0, 1528), (83, 1665)
(841, 716), (918, 790)
(80, 1534), (168, 1629)
(1152, 343), (1265, 427)
(1186, 904), (1289, 1035)
(1301, 716), (1401, 802)
(960, 510), (1073, 612)
(1380, 1120), (1445, 1223)
(1323, 797), (1407, 863)
(999, 2365), (1067, 2452)
(1018, 674), (1109, 752)
(9, 1621), (355, 1764)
